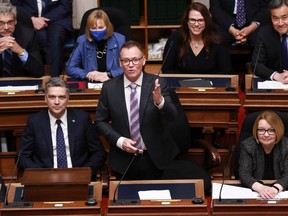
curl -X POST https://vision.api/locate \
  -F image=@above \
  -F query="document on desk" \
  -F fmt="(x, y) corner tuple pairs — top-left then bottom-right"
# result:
(212, 183), (288, 199)
(87, 82), (103, 89)
(258, 81), (288, 89)
(0, 85), (39, 91)
(138, 190), (171, 200)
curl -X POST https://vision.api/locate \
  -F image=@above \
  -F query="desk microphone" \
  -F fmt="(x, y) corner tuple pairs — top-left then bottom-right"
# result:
(3, 151), (32, 208)
(250, 44), (262, 92)
(111, 149), (140, 205)
(157, 41), (174, 76)
(63, 42), (79, 80)
(218, 145), (236, 203)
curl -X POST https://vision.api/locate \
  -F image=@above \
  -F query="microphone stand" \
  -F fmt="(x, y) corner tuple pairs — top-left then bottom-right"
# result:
(111, 150), (140, 205)
(3, 152), (33, 208)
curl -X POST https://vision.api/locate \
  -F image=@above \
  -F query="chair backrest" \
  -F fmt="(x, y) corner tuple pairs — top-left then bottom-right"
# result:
(78, 7), (132, 40)
(234, 110), (288, 179)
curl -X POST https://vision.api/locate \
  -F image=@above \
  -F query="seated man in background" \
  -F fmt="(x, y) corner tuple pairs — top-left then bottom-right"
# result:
(11, 0), (73, 77)
(253, 0), (288, 83)
(0, 3), (43, 77)
(18, 77), (107, 180)
(210, 0), (270, 49)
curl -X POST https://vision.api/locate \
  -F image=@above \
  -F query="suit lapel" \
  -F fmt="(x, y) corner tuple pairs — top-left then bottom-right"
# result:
(139, 73), (154, 124)
(67, 109), (76, 159)
(42, 110), (54, 163)
(117, 76), (130, 128)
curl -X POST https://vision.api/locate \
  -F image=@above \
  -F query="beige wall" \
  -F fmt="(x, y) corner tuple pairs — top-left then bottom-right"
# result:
(194, 0), (210, 8)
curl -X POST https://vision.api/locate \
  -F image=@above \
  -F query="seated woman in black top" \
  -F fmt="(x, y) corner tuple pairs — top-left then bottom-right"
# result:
(238, 110), (288, 199)
(162, 2), (232, 74)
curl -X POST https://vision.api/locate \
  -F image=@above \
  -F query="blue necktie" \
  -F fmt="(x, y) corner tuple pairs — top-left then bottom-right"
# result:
(129, 83), (142, 150)
(236, 0), (246, 28)
(282, 34), (288, 70)
(3, 50), (13, 76)
(56, 119), (67, 168)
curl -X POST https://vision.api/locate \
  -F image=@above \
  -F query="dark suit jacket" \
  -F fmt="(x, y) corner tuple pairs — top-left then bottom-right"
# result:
(238, 136), (288, 190)
(0, 11), (43, 77)
(210, 0), (270, 31)
(95, 72), (180, 174)
(18, 109), (107, 178)
(11, 0), (72, 31)
(253, 24), (282, 80)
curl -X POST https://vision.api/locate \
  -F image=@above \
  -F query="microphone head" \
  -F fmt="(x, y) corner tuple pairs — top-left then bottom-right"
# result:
(134, 149), (140, 155)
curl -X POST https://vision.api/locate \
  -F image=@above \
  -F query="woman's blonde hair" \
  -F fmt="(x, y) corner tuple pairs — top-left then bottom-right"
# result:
(252, 110), (285, 144)
(85, 9), (114, 41)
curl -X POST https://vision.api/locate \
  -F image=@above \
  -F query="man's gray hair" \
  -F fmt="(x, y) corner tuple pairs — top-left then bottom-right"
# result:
(269, 0), (288, 10)
(45, 77), (70, 94)
(0, 2), (16, 19)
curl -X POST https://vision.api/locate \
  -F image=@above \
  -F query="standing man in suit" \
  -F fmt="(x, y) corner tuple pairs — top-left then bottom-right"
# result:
(18, 77), (107, 180)
(210, 0), (270, 48)
(95, 41), (180, 180)
(253, 0), (288, 83)
(0, 3), (43, 77)
(11, 0), (73, 77)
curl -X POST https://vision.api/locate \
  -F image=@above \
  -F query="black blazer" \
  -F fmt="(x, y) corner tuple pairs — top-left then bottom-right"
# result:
(0, 11), (44, 77)
(95, 72), (180, 174)
(253, 24), (282, 80)
(18, 109), (107, 178)
(210, 0), (270, 30)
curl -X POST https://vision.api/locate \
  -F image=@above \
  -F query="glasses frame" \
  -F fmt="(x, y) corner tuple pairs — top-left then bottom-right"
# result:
(257, 128), (276, 135)
(0, 20), (15, 27)
(120, 56), (143, 66)
(188, 18), (205, 25)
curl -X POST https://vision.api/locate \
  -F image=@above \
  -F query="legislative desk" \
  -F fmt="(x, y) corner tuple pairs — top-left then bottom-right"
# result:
(107, 179), (208, 216)
(0, 181), (102, 216)
(211, 180), (288, 216)
(244, 74), (288, 113)
(0, 74), (241, 180)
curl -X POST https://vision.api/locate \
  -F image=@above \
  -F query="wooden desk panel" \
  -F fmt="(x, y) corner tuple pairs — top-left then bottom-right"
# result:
(0, 87), (240, 180)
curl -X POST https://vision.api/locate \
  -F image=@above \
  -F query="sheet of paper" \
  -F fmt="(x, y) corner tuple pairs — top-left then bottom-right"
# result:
(87, 82), (103, 89)
(212, 183), (288, 199)
(0, 85), (38, 91)
(258, 81), (288, 89)
(138, 190), (171, 200)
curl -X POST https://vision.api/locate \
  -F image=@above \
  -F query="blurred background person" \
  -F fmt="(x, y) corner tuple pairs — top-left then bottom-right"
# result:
(210, 0), (270, 49)
(0, 2), (43, 77)
(162, 2), (231, 74)
(66, 9), (125, 83)
(11, 0), (73, 77)
(253, 0), (288, 83)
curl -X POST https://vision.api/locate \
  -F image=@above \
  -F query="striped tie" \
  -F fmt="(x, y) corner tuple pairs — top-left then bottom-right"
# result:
(56, 119), (67, 168)
(282, 34), (288, 70)
(236, 0), (246, 28)
(129, 83), (142, 149)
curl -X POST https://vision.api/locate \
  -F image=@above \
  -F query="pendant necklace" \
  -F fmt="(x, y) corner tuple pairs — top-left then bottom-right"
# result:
(96, 45), (106, 59)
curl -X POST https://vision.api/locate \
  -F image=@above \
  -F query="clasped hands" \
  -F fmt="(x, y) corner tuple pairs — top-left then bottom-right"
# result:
(273, 71), (288, 84)
(0, 36), (23, 55)
(229, 23), (258, 45)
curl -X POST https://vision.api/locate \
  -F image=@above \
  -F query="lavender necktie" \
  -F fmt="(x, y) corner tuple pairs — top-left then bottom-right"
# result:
(129, 83), (142, 149)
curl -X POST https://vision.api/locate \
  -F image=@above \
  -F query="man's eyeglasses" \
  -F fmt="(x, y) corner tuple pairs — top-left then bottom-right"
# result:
(120, 56), (143, 66)
(188, 18), (205, 25)
(257, 128), (276, 135)
(0, 20), (15, 27)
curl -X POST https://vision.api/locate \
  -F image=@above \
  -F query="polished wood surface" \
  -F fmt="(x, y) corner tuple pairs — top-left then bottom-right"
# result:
(244, 74), (288, 113)
(0, 182), (102, 215)
(0, 75), (241, 180)
(107, 179), (208, 216)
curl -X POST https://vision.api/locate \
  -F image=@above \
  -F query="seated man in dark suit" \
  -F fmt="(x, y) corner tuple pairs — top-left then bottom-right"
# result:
(210, 0), (270, 49)
(253, 0), (288, 83)
(18, 77), (107, 180)
(0, 3), (43, 77)
(11, 0), (73, 77)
